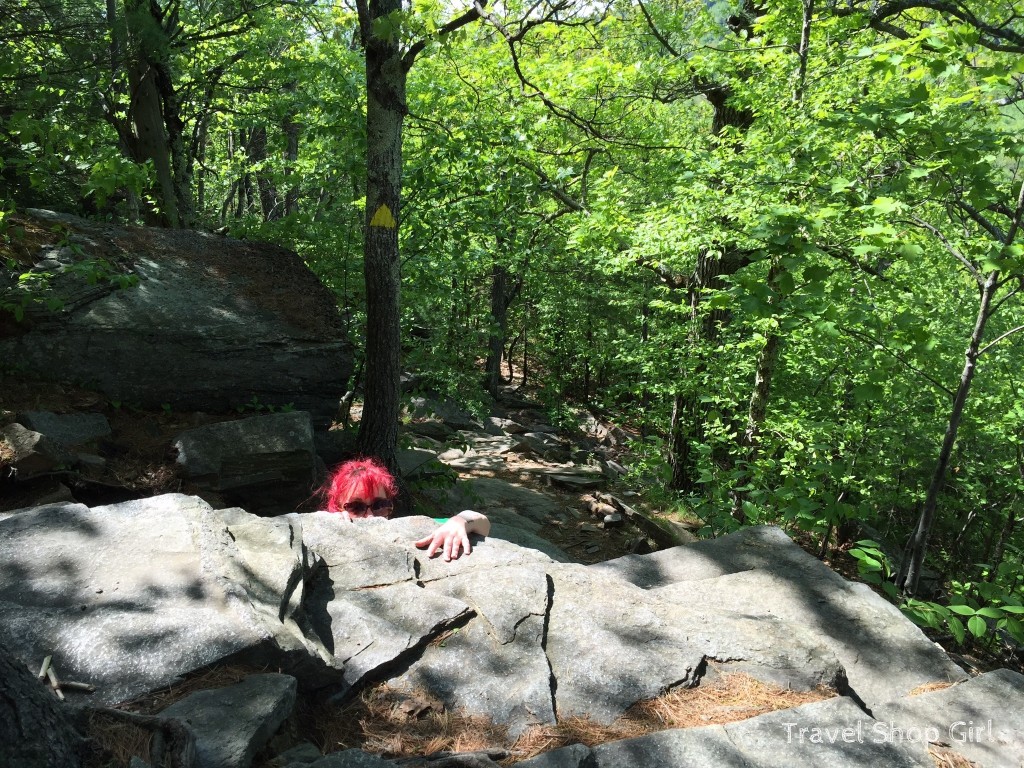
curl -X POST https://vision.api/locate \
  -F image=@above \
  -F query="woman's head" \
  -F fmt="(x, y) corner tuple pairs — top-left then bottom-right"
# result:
(324, 457), (398, 518)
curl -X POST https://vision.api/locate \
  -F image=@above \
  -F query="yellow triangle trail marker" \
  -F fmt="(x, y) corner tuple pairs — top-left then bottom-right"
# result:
(370, 204), (397, 228)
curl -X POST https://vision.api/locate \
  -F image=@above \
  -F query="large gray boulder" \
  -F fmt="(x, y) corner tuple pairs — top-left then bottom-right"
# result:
(594, 525), (969, 710)
(582, 696), (929, 768)
(872, 669), (1024, 768)
(2, 496), (1013, 768)
(0, 210), (351, 426)
(15, 411), (111, 447)
(395, 566), (556, 737)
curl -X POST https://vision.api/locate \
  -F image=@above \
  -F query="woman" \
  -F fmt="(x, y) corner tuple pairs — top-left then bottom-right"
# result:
(323, 457), (491, 561)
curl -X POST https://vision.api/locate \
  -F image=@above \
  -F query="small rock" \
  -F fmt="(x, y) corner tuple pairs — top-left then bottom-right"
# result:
(16, 411), (112, 447)
(603, 512), (623, 527)
(603, 459), (628, 476)
(160, 673), (297, 768)
(1, 424), (74, 478)
(585, 545), (601, 554)
(587, 501), (617, 517)
(76, 453), (107, 478)
(267, 741), (323, 766)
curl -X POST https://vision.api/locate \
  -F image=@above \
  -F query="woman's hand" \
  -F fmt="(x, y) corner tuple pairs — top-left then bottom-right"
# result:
(414, 511), (491, 561)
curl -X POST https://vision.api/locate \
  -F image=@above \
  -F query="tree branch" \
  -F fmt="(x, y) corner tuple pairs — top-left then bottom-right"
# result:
(831, 0), (1024, 53)
(636, 0), (680, 56)
(905, 216), (980, 281)
(517, 159), (589, 214)
(403, 2), (488, 71)
(840, 325), (957, 397)
(978, 324), (1024, 356)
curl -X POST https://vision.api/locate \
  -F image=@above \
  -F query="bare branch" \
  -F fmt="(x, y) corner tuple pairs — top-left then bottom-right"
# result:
(955, 199), (1008, 243)
(979, 324), (1024, 356)
(905, 216), (980, 281)
(831, 0), (1024, 54)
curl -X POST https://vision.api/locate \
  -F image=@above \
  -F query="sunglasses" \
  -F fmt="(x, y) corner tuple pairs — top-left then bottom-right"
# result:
(342, 498), (394, 516)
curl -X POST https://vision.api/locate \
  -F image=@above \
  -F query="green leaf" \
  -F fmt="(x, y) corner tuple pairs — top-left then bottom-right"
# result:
(947, 615), (966, 645)
(803, 264), (831, 282)
(946, 604), (976, 616)
(1004, 618), (1024, 645)
(976, 606), (1005, 619)
(852, 383), (884, 402)
(871, 197), (902, 214)
(967, 614), (988, 638)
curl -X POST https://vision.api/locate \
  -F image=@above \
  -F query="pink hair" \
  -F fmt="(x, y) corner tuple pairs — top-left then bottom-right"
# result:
(323, 457), (398, 513)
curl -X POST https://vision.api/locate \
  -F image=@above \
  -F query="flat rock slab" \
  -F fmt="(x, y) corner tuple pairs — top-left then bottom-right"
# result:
(545, 563), (706, 722)
(596, 526), (967, 710)
(322, 582), (472, 689)
(161, 673), (297, 768)
(545, 563), (843, 724)
(438, 477), (564, 531)
(591, 524), (808, 586)
(15, 411), (111, 447)
(873, 669), (1024, 768)
(516, 696), (929, 768)
(0, 495), (294, 705)
(444, 455), (509, 472)
(285, 752), (397, 768)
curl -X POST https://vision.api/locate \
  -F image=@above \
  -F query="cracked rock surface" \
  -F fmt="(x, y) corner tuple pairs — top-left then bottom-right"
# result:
(595, 525), (969, 711)
(1, 494), (1013, 768)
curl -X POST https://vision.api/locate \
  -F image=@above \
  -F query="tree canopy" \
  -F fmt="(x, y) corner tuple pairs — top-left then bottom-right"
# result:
(3, 0), (1024, 646)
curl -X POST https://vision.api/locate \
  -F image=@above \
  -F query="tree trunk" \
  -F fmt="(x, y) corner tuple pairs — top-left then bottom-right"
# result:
(667, 247), (733, 490)
(898, 270), (999, 595)
(247, 124), (282, 221)
(283, 104), (300, 216)
(486, 262), (509, 400)
(665, 0), (757, 489)
(124, 0), (178, 226)
(986, 499), (1019, 583)
(0, 642), (85, 768)
(122, 0), (190, 227)
(355, 0), (406, 475)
